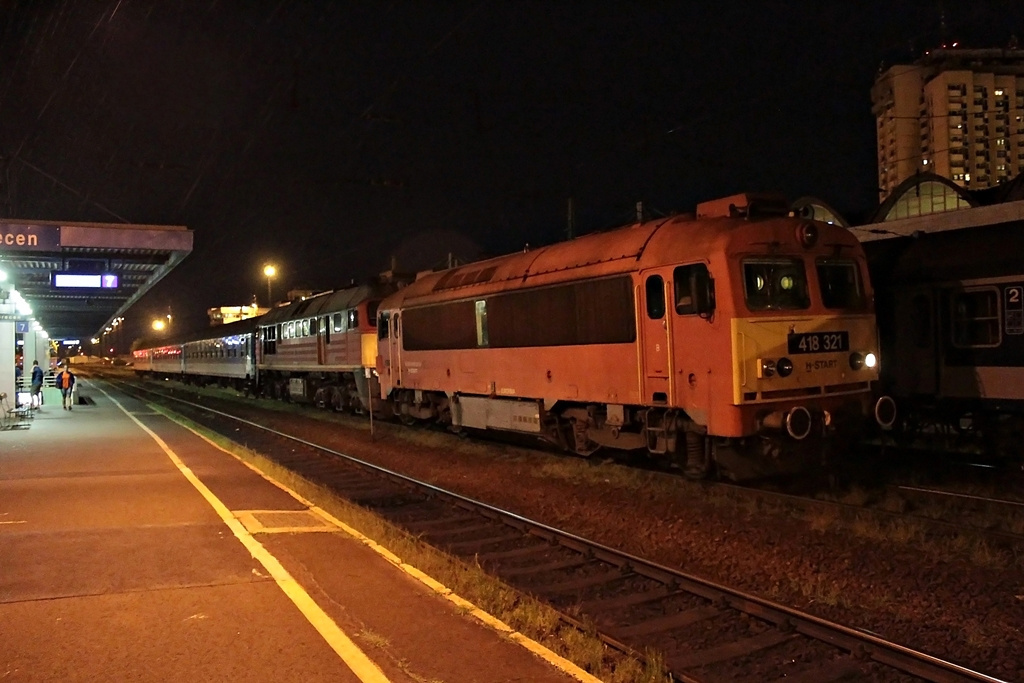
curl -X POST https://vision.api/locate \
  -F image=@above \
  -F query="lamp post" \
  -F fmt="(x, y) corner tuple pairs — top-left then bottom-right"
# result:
(263, 264), (277, 307)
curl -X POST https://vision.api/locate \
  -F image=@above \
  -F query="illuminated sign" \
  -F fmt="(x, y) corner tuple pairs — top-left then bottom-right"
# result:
(61, 339), (81, 346)
(0, 224), (60, 251)
(52, 273), (119, 288)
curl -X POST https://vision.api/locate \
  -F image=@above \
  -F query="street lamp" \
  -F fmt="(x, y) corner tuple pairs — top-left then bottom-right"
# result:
(263, 264), (277, 307)
(152, 319), (166, 332)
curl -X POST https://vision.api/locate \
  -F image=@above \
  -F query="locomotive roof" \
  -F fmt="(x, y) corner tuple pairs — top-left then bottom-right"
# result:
(384, 213), (859, 308)
(258, 283), (378, 325)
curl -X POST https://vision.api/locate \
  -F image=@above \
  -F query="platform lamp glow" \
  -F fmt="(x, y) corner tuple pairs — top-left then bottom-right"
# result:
(151, 319), (166, 332)
(263, 264), (277, 307)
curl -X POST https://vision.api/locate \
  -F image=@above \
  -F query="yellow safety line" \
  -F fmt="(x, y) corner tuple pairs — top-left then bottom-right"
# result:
(97, 386), (391, 683)
(147, 397), (604, 683)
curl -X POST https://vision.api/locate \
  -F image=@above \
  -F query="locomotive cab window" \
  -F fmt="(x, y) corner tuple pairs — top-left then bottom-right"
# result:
(743, 258), (810, 311)
(951, 288), (1001, 348)
(674, 264), (714, 315)
(645, 275), (666, 319)
(378, 311), (390, 339)
(816, 258), (865, 310)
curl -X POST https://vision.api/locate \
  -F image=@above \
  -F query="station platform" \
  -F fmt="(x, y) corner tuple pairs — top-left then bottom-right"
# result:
(0, 379), (594, 683)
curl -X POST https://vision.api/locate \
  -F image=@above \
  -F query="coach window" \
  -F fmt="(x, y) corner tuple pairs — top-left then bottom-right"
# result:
(475, 300), (489, 347)
(333, 312), (344, 332)
(310, 318), (318, 336)
(645, 275), (666, 319)
(378, 311), (390, 339)
(951, 288), (1001, 347)
(816, 258), (864, 310)
(303, 319), (310, 336)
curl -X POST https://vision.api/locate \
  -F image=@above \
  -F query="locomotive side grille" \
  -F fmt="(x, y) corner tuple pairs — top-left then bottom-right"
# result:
(824, 381), (870, 393)
(760, 386), (823, 400)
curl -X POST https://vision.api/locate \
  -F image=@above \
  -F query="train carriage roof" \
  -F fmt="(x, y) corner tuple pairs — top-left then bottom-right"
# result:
(133, 316), (261, 351)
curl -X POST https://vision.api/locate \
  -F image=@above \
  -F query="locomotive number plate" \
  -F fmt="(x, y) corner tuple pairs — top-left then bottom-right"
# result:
(787, 331), (849, 354)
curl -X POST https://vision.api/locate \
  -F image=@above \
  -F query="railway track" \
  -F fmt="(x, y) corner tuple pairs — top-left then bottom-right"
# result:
(105, 377), (1007, 683)
(722, 478), (1024, 551)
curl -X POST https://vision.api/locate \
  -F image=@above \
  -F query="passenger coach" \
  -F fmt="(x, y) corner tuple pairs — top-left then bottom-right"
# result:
(133, 317), (258, 391)
(376, 193), (887, 478)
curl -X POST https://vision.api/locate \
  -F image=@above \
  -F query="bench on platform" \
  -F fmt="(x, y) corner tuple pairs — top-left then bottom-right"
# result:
(1, 392), (33, 430)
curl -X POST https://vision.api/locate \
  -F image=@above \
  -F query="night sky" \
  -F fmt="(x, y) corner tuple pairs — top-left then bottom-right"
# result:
(1, 1), (1022, 337)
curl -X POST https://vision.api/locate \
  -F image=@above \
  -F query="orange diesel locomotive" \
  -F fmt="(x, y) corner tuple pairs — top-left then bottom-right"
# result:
(376, 194), (886, 478)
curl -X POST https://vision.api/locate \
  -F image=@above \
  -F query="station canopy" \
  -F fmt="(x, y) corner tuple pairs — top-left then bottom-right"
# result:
(0, 220), (192, 340)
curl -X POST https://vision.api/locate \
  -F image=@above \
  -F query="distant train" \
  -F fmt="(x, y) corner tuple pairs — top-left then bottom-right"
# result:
(135, 193), (891, 479)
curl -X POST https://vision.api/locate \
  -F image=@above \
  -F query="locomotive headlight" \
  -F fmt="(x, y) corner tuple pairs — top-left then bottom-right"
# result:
(776, 357), (794, 377)
(849, 352), (877, 371)
(760, 358), (776, 378)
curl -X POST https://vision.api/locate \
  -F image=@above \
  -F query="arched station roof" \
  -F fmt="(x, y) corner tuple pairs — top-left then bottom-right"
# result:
(870, 173), (975, 223)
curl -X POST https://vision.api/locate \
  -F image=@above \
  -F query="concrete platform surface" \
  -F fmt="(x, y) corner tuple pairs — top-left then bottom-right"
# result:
(0, 379), (593, 683)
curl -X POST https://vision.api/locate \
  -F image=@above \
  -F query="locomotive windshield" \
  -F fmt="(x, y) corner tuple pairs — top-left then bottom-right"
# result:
(816, 258), (865, 310)
(742, 258), (810, 311)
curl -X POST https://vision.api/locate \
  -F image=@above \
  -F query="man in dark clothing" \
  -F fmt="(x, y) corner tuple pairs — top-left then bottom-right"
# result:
(30, 360), (44, 408)
(55, 365), (76, 410)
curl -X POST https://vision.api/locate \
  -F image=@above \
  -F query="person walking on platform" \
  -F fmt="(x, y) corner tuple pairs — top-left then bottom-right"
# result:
(55, 364), (76, 411)
(30, 360), (44, 408)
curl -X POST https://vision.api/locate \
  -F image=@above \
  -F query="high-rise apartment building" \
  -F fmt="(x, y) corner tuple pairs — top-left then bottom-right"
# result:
(871, 48), (1024, 199)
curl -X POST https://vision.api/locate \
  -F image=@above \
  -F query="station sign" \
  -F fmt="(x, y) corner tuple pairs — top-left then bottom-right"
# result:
(51, 272), (119, 289)
(0, 223), (60, 251)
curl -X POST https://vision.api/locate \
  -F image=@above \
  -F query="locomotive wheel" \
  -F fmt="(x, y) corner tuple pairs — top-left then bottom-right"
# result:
(330, 388), (345, 412)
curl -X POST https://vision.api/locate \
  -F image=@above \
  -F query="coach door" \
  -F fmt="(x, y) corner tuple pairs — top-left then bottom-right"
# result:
(317, 316), (328, 365)
(389, 312), (404, 387)
(640, 272), (672, 404)
(892, 287), (937, 396)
